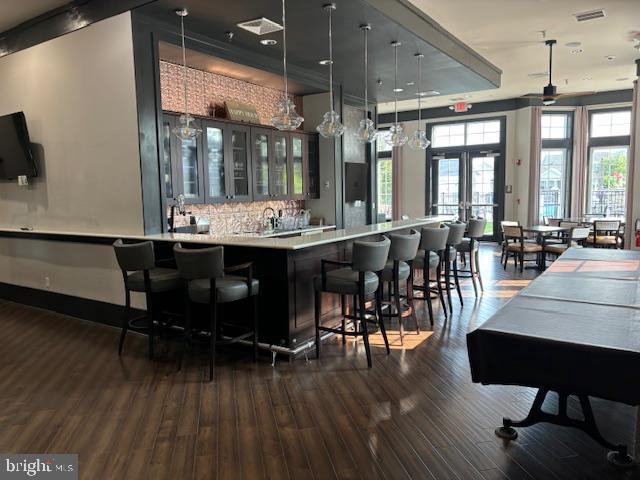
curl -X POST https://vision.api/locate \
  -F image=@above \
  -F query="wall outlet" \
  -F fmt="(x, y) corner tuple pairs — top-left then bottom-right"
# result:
(44, 276), (50, 289)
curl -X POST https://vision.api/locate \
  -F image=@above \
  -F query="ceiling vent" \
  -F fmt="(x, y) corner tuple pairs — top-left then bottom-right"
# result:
(237, 18), (283, 35)
(573, 9), (605, 22)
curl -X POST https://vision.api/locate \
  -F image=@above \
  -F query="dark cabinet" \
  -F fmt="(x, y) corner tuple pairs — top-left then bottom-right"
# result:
(162, 112), (319, 204)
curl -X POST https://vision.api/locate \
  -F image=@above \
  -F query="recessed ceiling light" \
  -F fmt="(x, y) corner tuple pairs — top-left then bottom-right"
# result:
(393, 87), (404, 93)
(417, 90), (440, 97)
(318, 59), (333, 65)
(605, 55), (616, 61)
(616, 77), (629, 81)
(260, 39), (277, 46)
(570, 48), (583, 54)
(406, 81), (415, 86)
(582, 76), (593, 81)
(565, 41), (582, 48)
(528, 71), (549, 79)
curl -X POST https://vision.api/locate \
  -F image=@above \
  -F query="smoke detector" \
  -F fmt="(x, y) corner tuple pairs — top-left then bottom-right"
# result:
(237, 17), (283, 35)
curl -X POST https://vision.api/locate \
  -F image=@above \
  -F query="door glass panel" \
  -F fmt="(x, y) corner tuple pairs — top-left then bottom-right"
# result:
(206, 126), (225, 198)
(588, 146), (628, 215)
(538, 149), (566, 219)
(231, 130), (249, 197)
(435, 158), (460, 215)
(470, 156), (495, 235)
(273, 135), (288, 196)
(377, 158), (393, 220)
(181, 137), (199, 198)
(254, 133), (270, 196)
(292, 137), (303, 195)
(162, 121), (173, 198)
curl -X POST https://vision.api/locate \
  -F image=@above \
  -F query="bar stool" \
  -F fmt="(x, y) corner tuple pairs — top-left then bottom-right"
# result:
(443, 222), (466, 313)
(113, 239), (182, 358)
(173, 244), (259, 381)
(314, 237), (391, 368)
(379, 229), (421, 343)
(413, 226), (449, 324)
(456, 218), (486, 297)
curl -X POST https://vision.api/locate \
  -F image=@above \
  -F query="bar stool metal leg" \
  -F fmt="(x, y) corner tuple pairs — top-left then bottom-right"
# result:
(452, 255), (463, 307)
(393, 265), (404, 345)
(314, 290), (321, 359)
(358, 278), (372, 368)
(253, 295), (259, 362)
(375, 285), (391, 354)
(444, 252), (453, 313)
(209, 284), (218, 382)
(475, 248), (484, 292)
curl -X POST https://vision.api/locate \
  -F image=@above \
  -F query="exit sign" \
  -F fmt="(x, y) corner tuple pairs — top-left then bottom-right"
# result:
(452, 101), (471, 113)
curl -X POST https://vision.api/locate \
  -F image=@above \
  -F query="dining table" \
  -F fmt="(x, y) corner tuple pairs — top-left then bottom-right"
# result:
(522, 225), (570, 270)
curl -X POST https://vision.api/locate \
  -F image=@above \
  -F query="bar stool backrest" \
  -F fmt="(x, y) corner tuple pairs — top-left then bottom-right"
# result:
(446, 222), (466, 246)
(387, 229), (421, 262)
(113, 239), (155, 272)
(173, 244), (224, 280)
(352, 237), (391, 273)
(419, 226), (449, 252)
(467, 218), (486, 239)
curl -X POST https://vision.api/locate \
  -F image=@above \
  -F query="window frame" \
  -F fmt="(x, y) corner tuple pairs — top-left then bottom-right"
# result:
(539, 111), (573, 219)
(375, 127), (392, 220)
(585, 107), (632, 216)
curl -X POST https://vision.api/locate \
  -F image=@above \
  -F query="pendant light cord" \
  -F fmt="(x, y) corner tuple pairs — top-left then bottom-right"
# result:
(364, 27), (368, 118)
(394, 44), (398, 127)
(328, 7), (334, 113)
(180, 14), (188, 117)
(282, 0), (289, 112)
(548, 42), (553, 86)
(417, 55), (422, 124)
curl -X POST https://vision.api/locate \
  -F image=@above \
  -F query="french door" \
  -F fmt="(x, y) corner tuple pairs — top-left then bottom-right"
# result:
(430, 149), (503, 241)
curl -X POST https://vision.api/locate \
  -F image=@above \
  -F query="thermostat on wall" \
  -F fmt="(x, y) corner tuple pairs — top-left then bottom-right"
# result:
(17, 175), (28, 186)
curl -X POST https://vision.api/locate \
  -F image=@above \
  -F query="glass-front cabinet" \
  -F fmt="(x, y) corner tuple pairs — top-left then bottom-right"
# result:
(162, 112), (318, 205)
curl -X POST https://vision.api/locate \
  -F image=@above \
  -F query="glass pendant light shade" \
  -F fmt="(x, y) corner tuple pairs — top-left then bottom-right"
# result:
(271, 0), (304, 131)
(316, 3), (344, 139)
(354, 24), (377, 144)
(317, 110), (345, 138)
(172, 9), (202, 140)
(409, 53), (430, 150)
(386, 123), (408, 147)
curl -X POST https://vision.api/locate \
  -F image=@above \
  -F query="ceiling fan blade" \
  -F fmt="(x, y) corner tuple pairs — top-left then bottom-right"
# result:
(555, 91), (598, 99)
(520, 94), (543, 99)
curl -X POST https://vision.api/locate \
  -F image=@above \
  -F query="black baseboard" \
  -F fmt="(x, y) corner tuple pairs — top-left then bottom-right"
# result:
(0, 282), (144, 328)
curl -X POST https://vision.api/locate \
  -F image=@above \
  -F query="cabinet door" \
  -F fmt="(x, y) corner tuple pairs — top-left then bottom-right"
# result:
(289, 133), (306, 199)
(175, 119), (204, 203)
(202, 121), (227, 202)
(227, 125), (252, 202)
(307, 133), (320, 199)
(161, 115), (176, 199)
(252, 128), (271, 200)
(272, 132), (289, 198)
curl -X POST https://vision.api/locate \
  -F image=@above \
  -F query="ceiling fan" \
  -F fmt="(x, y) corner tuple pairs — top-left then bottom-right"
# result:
(521, 39), (596, 105)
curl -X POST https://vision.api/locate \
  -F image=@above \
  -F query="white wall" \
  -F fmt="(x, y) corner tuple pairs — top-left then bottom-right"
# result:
(0, 13), (144, 306)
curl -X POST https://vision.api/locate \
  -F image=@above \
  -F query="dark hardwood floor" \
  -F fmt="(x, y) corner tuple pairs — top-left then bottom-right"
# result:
(1, 245), (639, 479)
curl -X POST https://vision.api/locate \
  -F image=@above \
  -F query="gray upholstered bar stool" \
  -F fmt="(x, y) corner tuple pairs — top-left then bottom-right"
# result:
(456, 218), (487, 297)
(173, 244), (259, 381)
(113, 239), (182, 358)
(443, 222), (466, 313)
(379, 229), (421, 343)
(413, 226), (449, 325)
(314, 237), (391, 368)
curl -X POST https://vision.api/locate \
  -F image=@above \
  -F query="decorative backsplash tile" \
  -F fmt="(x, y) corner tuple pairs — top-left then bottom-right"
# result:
(160, 61), (303, 127)
(169, 200), (305, 236)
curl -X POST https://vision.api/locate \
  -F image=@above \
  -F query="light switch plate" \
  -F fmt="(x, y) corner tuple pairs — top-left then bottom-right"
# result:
(506, 185), (513, 194)
(17, 175), (28, 186)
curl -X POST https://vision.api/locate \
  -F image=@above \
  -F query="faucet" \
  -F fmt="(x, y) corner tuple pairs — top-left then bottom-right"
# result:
(262, 207), (275, 231)
(169, 194), (187, 232)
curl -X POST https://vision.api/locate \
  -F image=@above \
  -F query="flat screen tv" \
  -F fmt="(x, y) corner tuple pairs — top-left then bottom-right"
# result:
(345, 162), (368, 203)
(0, 112), (37, 179)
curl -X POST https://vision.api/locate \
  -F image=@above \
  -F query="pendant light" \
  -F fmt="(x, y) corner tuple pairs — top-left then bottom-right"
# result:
(408, 53), (430, 150)
(172, 9), (202, 140)
(316, 3), (345, 139)
(385, 41), (408, 147)
(354, 24), (377, 144)
(271, 0), (304, 130)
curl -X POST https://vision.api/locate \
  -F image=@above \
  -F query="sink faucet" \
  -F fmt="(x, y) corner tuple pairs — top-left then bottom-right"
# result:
(169, 194), (187, 232)
(262, 207), (275, 231)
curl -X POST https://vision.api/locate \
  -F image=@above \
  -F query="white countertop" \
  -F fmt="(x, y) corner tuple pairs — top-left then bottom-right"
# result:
(0, 216), (452, 250)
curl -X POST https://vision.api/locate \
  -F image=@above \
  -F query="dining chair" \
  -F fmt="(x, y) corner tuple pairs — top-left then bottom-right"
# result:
(503, 225), (542, 273)
(314, 237), (391, 368)
(589, 220), (622, 249)
(380, 229), (421, 343)
(113, 239), (182, 358)
(413, 226), (449, 324)
(500, 220), (519, 264)
(173, 244), (259, 381)
(544, 226), (591, 261)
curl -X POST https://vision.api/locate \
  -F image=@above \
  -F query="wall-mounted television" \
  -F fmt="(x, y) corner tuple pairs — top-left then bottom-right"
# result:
(0, 112), (37, 179)
(345, 162), (368, 203)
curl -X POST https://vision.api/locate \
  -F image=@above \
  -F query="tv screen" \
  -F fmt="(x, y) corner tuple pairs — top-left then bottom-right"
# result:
(0, 112), (37, 179)
(345, 162), (368, 203)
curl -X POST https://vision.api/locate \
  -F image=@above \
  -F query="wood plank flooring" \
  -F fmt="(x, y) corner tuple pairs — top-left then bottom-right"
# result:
(1, 245), (640, 479)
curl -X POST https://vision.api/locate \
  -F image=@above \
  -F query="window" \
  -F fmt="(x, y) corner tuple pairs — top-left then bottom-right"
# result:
(590, 110), (631, 138)
(377, 158), (393, 220)
(538, 113), (572, 220)
(586, 108), (631, 216)
(431, 120), (501, 148)
(541, 114), (569, 139)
